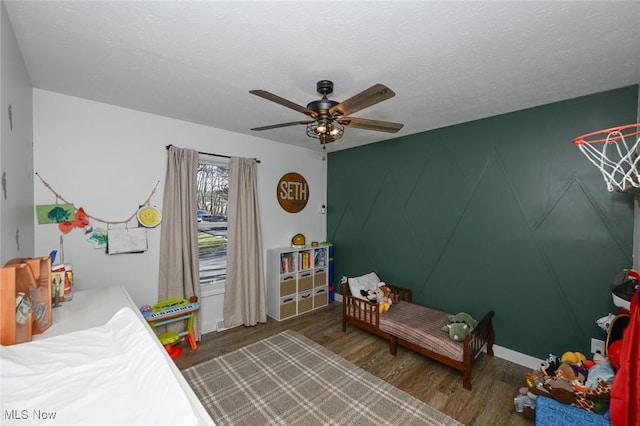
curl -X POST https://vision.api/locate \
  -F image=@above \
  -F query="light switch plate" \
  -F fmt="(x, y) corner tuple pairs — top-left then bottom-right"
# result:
(591, 338), (605, 354)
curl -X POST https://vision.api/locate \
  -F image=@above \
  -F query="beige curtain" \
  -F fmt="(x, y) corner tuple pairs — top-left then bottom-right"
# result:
(158, 145), (201, 340)
(223, 157), (266, 327)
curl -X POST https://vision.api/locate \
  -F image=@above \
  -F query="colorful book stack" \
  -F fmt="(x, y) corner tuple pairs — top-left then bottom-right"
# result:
(280, 254), (295, 274)
(299, 251), (312, 270)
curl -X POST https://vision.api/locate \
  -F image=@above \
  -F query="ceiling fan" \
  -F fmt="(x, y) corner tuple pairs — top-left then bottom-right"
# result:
(249, 80), (403, 146)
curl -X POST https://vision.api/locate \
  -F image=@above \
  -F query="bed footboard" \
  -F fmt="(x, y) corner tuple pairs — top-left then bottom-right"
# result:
(461, 310), (495, 390)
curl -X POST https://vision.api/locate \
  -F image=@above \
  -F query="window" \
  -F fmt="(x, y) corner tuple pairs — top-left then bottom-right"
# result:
(197, 157), (229, 290)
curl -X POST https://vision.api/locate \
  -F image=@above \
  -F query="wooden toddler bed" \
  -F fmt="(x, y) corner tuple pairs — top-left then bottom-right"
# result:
(342, 282), (495, 390)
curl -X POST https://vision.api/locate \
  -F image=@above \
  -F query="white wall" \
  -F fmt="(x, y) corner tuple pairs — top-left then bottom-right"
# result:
(33, 89), (327, 317)
(0, 1), (35, 263)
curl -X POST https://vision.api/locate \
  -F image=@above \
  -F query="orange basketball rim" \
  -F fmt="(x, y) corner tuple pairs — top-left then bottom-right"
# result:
(573, 124), (640, 146)
(572, 123), (640, 193)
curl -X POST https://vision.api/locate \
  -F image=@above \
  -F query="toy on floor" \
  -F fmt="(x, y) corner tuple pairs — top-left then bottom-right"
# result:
(514, 387), (538, 416)
(585, 353), (615, 389)
(560, 351), (587, 364)
(144, 297), (200, 359)
(524, 350), (617, 416)
(159, 331), (183, 359)
(540, 353), (561, 377)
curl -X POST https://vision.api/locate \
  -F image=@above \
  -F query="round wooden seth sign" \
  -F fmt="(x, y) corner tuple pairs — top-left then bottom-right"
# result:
(277, 172), (309, 213)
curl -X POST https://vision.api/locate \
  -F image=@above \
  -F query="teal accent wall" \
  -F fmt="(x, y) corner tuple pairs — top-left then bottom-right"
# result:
(327, 85), (639, 359)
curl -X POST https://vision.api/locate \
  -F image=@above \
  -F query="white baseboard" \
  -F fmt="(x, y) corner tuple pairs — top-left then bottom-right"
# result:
(333, 296), (541, 370)
(492, 344), (542, 370)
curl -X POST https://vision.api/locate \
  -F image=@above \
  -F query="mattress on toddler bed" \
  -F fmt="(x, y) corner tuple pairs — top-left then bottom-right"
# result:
(379, 302), (464, 362)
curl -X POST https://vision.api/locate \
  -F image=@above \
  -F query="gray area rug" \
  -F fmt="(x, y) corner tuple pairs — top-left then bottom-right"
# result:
(183, 330), (462, 426)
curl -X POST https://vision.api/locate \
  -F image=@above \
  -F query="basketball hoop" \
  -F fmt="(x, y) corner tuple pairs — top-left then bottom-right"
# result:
(572, 124), (640, 193)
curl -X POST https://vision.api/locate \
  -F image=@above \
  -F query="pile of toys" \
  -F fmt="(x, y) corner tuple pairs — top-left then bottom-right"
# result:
(514, 268), (638, 420)
(515, 350), (616, 418)
(514, 314), (630, 419)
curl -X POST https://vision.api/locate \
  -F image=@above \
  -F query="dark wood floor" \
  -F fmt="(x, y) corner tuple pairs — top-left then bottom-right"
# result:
(175, 302), (535, 426)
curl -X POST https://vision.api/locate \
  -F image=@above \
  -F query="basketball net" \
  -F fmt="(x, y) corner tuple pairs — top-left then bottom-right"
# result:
(573, 124), (640, 193)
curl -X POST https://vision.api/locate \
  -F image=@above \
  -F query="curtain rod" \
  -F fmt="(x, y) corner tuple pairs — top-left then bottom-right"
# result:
(165, 144), (260, 163)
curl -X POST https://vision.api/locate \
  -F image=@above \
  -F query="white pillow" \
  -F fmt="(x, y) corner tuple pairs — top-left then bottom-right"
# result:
(348, 272), (382, 301)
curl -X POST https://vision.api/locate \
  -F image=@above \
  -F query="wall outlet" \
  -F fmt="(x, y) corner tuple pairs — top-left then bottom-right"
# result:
(591, 338), (606, 354)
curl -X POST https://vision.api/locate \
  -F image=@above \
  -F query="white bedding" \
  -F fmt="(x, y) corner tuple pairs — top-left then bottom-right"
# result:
(1, 307), (201, 426)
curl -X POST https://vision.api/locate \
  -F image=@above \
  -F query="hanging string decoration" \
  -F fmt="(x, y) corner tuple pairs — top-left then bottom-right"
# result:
(35, 172), (161, 232)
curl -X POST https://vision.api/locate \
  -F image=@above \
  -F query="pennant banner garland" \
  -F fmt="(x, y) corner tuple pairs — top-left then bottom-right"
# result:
(35, 172), (160, 253)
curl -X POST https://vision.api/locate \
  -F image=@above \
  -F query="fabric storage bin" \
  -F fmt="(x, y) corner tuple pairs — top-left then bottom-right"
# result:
(298, 291), (313, 313)
(298, 271), (313, 291)
(314, 268), (327, 287)
(280, 274), (296, 296)
(280, 294), (297, 319)
(314, 286), (327, 308)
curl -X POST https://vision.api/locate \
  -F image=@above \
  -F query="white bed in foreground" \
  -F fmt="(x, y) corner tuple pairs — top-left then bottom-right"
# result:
(0, 287), (214, 426)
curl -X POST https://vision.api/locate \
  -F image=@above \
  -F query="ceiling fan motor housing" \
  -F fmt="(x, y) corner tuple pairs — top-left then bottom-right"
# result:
(307, 99), (339, 115)
(316, 80), (334, 96)
(307, 80), (339, 115)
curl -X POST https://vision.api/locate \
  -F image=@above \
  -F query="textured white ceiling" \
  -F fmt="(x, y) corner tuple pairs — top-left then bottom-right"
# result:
(5, 1), (640, 152)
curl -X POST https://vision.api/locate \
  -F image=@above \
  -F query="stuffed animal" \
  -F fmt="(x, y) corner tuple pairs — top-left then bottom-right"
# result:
(378, 285), (393, 313)
(547, 377), (574, 393)
(447, 312), (478, 329)
(441, 322), (470, 341)
(441, 312), (477, 342)
(556, 363), (585, 383)
(513, 387), (538, 413)
(540, 353), (562, 377)
(359, 287), (392, 312)
(572, 378), (611, 414)
(561, 351), (587, 364)
(360, 288), (382, 302)
(526, 372), (549, 395)
(585, 353), (615, 389)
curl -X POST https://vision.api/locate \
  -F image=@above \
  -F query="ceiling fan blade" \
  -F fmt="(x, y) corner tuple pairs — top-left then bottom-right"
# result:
(339, 117), (404, 133)
(251, 120), (313, 131)
(329, 84), (396, 117)
(249, 90), (316, 117)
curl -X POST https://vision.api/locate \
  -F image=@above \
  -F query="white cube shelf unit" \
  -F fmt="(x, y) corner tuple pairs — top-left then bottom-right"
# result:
(266, 245), (329, 321)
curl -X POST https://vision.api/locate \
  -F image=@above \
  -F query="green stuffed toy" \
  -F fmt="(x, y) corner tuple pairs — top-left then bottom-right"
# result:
(441, 312), (477, 342)
(441, 322), (470, 341)
(447, 312), (478, 328)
